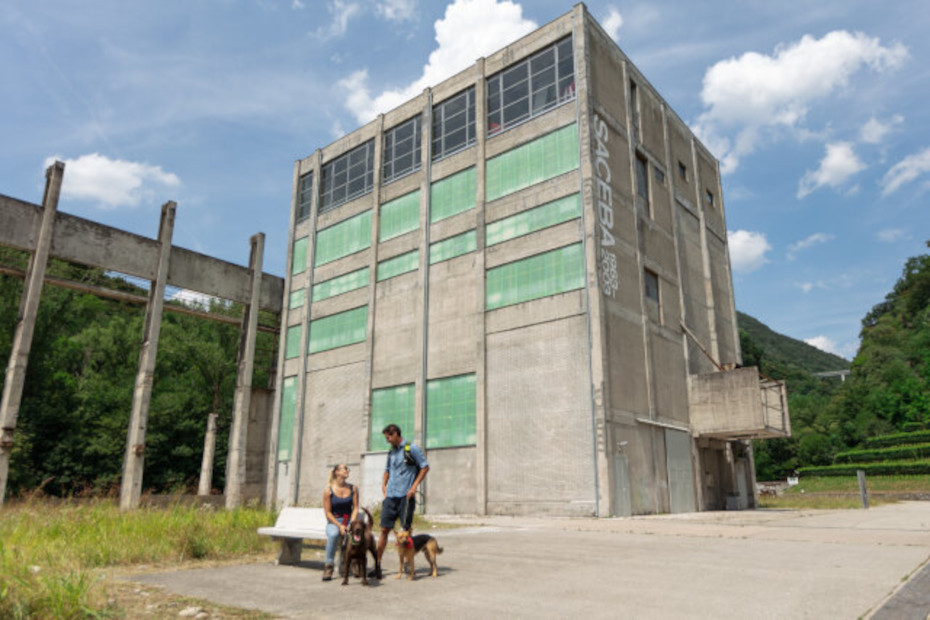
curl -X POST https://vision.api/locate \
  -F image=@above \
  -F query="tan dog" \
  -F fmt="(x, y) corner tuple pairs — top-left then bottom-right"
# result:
(394, 530), (443, 580)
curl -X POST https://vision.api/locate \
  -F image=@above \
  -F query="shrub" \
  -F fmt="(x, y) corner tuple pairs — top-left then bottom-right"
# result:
(799, 459), (930, 477)
(834, 442), (930, 463)
(863, 430), (930, 449)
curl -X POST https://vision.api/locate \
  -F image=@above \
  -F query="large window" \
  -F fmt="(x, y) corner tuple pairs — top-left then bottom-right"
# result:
(285, 325), (302, 359)
(430, 167), (476, 223)
(383, 116), (422, 183)
(321, 140), (374, 213)
(292, 237), (308, 276)
(308, 306), (368, 354)
(379, 190), (420, 242)
(377, 250), (419, 281)
(485, 124), (579, 202)
(278, 376), (297, 460)
(312, 267), (369, 302)
(644, 269), (660, 324)
(289, 288), (305, 309)
(432, 87), (476, 160)
(487, 36), (574, 136)
(369, 383), (415, 450)
(314, 210), (372, 267)
(426, 374), (476, 448)
(430, 230), (476, 265)
(486, 243), (585, 310)
(486, 193), (581, 246)
(297, 171), (313, 222)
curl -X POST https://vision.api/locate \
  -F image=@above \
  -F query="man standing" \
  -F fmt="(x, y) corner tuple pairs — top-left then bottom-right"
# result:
(376, 423), (429, 570)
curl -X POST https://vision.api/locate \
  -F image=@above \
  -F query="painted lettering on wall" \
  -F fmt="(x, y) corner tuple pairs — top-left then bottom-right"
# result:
(593, 114), (619, 297)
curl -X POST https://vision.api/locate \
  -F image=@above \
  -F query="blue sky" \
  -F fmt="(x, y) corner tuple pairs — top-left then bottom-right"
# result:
(2, 0), (928, 360)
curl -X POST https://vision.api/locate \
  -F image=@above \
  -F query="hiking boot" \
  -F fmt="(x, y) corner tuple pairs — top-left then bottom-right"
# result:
(322, 564), (334, 581)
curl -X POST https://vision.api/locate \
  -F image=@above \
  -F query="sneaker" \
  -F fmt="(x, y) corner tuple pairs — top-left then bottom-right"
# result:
(322, 564), (334, 581)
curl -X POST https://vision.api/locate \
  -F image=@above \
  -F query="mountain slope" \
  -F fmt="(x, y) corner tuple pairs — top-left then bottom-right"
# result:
(737, 311), (849, 374)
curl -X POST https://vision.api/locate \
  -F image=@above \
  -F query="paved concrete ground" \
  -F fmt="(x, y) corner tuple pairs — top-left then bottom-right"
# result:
(133, 501), (930, 619)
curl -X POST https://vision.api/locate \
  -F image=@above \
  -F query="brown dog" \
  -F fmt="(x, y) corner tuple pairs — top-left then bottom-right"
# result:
(394, 530), (443, 580)
(342, 507), (381, 585)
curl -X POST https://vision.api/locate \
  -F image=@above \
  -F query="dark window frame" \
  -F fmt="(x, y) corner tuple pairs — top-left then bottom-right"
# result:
(297, 171), (313, 222)
(432, 87), (476, 161)
(320, 141), (375, 213)
(486, 36), (575, 137)
(383, 115), (422, 184)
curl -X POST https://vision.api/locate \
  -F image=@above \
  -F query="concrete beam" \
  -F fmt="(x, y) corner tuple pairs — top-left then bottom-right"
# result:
(198, 413), (219, 496)
(0, 162), (64, 506)
(120, 202), (176, 511)
(0, 193), (283, 313)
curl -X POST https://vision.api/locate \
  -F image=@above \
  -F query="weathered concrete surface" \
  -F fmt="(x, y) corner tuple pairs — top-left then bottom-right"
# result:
(132, 502), (930, 619)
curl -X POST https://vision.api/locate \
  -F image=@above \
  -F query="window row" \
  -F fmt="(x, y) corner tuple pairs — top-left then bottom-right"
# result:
(370, 374), (476, 450)
(285, 241), (585, 360)
(292, 123), (579, 271)
(295, 37), (575, 218)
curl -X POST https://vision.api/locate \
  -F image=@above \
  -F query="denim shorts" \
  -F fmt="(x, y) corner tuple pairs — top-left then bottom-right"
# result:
(380, 496), (415, 531)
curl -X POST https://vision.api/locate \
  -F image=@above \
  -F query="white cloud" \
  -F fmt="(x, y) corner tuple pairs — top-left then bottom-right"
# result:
(797, 282), (815, 293)
(170, 288), (221, 308)
(376, 0), (417, 22)
(694, 31), (908, 172)
(727, 229), (771, 273)
(315, 0), (363, 40)
(291, 0), (305, 8)
(44, 153), (180, 210)
(341, 0), (536, 123)
(602, 7), (623, 42)
(797, 142), (866, 198)
(881, 147), (930, 195)
(787, 232), (834, 260)
(876, 228), (909, 243)
(805, 335), (840, 356)
(859, 114), (903, 144)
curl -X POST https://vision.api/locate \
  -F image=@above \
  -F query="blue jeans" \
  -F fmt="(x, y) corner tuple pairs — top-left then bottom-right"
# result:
(325, 522), (343, 566)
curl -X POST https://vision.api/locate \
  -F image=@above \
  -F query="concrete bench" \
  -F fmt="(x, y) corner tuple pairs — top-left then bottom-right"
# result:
(258, 507), (333, 566)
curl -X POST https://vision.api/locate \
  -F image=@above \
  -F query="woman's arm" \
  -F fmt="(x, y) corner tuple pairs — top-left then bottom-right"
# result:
(351, 485), (359, 523)
(323, 488), (337, 525)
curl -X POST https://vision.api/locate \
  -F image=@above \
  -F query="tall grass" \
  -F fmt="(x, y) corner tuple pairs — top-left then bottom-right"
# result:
(0, 498), (276, 618)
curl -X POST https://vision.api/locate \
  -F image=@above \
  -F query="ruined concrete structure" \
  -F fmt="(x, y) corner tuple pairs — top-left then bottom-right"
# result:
(269, 3), (790, 517)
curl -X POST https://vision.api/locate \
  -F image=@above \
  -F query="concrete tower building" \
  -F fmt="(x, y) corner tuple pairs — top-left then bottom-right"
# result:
(267, 3), (790, 517)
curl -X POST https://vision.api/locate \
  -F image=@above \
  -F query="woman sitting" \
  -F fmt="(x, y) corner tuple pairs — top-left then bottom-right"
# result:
(322, 463), (358, 581)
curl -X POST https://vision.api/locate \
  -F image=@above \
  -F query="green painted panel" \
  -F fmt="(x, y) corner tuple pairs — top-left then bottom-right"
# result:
(429, 230), (476, 265)
(278, 376), (297, 461)
(285, 325), (302, 359)
(312, 267), (369, 302)
(430, 167), (476, 223)
(426, 374), (476, 448)
(379, 190), (420, 242)
(377, 250), (419, 281)
(369, 383), (415, 450)
(485, 124), (579, 202)
(292, 237), (308, 275)
(485, 243), (585, 310)
(308, 305), (368, 354)
(315, 210), (372, 267)
(289, 288), (305, 309)
(486, 193), (581, 246)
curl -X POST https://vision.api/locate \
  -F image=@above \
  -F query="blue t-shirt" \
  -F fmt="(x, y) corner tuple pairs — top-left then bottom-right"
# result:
(384, 440), (428, 498)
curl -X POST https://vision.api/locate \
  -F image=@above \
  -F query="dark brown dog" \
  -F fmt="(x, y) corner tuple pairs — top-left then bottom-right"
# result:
(394, 530), (443, 580)
(342, 507), (381, 585)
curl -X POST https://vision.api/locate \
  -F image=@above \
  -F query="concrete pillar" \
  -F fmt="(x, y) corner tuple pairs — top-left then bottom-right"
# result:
(198, 413), (219, 496)
(225, 233), (264, 509)
(119, 201), (176, 511)
(0, 161), (64, 507)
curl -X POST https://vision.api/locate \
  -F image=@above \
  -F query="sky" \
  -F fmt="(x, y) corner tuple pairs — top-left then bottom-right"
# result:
(1, 0), (928, 361)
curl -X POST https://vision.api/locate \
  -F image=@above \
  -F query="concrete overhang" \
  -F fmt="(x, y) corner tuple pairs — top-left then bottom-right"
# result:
(689, 366), (791, 440)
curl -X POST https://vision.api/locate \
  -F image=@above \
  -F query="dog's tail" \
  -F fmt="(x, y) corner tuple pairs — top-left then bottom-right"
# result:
(361, 506), (374, 527)
(436, 545), (443, 554)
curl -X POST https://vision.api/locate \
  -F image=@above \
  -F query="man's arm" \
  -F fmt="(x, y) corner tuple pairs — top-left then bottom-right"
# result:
(406, 465), (428, 499)
(382, 470), (390, 498)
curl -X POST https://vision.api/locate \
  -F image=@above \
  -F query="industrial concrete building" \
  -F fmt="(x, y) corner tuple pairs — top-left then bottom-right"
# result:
(267, 3), (789, 517)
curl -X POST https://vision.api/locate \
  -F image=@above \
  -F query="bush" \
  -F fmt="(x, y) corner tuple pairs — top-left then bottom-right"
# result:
(834, 442), (930, 464)
(863, 429), (930, 449)
(799, 459), (930, 477)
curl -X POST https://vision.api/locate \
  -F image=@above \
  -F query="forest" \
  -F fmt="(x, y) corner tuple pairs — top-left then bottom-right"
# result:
(0, 242), (928, 495)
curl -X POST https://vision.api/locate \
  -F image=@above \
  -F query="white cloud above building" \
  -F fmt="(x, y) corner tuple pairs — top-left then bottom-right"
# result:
(797, 142), (866, 198)
(340, 0), (537, 123)
(728, 230), (771, 273)
(860, 114), (903, 144)
(881, 147), (930, 195)
(43, 153), (180, 210)
(787, 233), (834, 260)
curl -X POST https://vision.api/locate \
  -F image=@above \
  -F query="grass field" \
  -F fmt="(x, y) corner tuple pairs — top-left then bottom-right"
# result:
(758, 474), (930, 509)
(0, 498), (278, 619)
